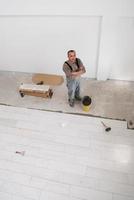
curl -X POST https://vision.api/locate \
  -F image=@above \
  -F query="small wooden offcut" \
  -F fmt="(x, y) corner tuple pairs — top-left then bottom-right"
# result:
(32, 73), (64, 85)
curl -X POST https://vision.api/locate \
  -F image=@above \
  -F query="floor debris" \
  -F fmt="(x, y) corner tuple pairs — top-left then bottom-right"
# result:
(15, 151), (25, 156)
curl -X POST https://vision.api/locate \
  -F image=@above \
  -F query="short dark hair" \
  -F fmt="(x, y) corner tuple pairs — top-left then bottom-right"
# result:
(67, 50), (76, 56)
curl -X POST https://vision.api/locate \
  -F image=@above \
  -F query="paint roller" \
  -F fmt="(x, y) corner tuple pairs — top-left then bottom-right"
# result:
(101, 121), (111, 132)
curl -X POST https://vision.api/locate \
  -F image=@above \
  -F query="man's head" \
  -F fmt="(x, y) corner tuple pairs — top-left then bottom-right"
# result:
(67, 50), (76, 63)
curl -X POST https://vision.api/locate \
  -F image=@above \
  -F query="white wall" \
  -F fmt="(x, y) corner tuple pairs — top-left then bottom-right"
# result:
(97, 16), (134, 81)
(109, 17), (134, 81)
(0, 16), (101, 78)
(0, 0), (134, 16)
(0, 0), (134, 80)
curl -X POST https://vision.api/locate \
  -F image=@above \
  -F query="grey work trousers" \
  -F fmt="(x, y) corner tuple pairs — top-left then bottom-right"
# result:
(66, 78), (80, 101)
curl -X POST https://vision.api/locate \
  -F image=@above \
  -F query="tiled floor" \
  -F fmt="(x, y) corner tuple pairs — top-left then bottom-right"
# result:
(0, 105), (134, 200)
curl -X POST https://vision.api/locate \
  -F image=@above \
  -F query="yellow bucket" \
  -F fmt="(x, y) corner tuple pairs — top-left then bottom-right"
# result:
(82, 96), (92, 112)
(82, 104), (91, 112)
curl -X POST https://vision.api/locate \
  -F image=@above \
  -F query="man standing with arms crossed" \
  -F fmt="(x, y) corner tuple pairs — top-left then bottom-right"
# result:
(63, 50), (86, 107)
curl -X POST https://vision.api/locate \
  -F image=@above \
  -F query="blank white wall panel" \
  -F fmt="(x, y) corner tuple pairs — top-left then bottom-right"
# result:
(0, 0), (134, 17)
(0, 16), (101, 78)
(97, 16), (134, 81)
(108, 17), (134, 81)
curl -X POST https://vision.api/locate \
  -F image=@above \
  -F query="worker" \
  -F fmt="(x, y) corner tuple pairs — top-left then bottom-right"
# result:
(63, 50), (86, 107)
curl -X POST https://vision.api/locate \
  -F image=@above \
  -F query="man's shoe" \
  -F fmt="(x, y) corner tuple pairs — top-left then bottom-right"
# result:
(69, 99), (75, 107)
(75, 96), (82, 101)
